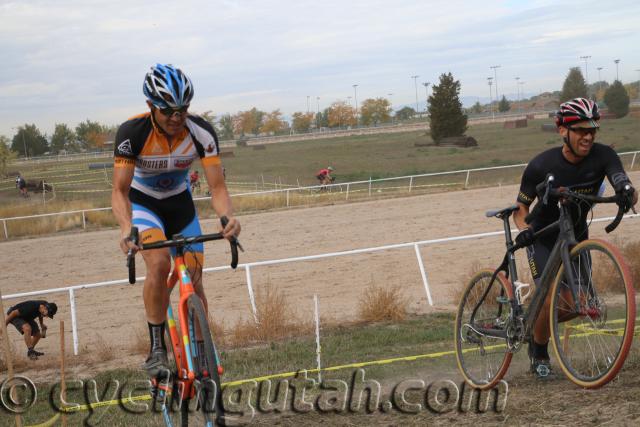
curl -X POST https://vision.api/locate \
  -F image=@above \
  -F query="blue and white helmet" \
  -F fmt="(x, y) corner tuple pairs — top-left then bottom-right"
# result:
(143, 64), (194, 109)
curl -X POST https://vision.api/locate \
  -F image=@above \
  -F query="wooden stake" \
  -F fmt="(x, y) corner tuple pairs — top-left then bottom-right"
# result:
(0, 291), (22, 427)
(60, 320), (67, 427)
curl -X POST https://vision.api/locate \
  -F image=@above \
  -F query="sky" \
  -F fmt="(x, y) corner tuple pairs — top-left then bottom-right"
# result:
(1, 0), (639, 139)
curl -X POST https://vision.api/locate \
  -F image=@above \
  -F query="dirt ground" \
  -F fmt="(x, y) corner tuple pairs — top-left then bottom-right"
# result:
(2, 175), (640, 425)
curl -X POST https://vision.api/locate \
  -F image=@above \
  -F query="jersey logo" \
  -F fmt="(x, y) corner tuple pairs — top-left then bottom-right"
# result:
(117, 139), (133, 155)
(206, 144), (214, 153)
(152, 141), (164, 154)
(174, 159), (191, 168)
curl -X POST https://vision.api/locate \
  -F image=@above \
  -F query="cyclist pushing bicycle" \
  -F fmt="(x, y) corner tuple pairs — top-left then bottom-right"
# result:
(112, 64), (241, 379)
(512, 98), (637, 378)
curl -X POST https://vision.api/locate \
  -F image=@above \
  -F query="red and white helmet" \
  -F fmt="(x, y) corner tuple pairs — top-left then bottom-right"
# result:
(555, 97), (600, 128)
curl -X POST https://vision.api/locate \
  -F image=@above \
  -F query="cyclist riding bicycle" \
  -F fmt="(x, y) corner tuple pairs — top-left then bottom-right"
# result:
(111, 64), (241, 378)
(316, 166), (335, 187)
(512, 97), (637, 378)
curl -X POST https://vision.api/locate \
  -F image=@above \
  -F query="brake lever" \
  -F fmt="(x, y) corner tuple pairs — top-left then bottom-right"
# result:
(542, 175), (554, 206)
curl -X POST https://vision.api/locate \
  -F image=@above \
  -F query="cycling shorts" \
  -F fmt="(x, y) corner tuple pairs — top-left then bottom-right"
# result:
(10, 318), (39, 336)
(131, 188), (204, 268)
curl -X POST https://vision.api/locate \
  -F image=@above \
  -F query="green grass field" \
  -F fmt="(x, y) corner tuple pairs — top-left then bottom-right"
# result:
(1, 116), (638, 239)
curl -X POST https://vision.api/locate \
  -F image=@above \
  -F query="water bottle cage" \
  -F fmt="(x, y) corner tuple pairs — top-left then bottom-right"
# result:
(514, 281), (532, 305)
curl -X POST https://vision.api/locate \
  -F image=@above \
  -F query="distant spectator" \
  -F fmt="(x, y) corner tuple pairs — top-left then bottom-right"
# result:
(5, 300), (57, 360)
(189, 170), (200, 193)
(17, 175), (28, 197)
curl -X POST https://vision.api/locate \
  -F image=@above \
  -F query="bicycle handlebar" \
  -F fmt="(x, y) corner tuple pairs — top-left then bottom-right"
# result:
(126, 216), (241, 284)
(524, 174), (633, 234)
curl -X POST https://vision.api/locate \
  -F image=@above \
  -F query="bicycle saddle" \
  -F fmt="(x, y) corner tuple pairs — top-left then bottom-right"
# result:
(485, 204), (519, 218)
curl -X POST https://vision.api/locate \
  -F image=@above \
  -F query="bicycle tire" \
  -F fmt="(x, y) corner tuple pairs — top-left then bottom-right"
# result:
(549, 239), (636, 388)
(163, 326), (188, 427)
(455, 269), (514, 390)
(186, 294), (226, 426)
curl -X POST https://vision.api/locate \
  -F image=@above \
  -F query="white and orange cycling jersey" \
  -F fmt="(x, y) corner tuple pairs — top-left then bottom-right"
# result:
(113, 112), (221, 199)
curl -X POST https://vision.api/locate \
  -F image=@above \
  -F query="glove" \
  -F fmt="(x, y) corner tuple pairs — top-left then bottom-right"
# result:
(616, 185), (635, 213)
(515, 227), (535, 248)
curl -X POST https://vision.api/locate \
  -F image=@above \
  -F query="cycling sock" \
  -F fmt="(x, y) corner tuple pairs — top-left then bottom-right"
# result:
(148, 322), (166, 351)
(532, 341), (549, 360)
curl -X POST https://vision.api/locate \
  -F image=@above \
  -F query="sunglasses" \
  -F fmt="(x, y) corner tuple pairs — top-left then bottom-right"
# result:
(157, 105), (189, 117)
(568, 127), (598, 136)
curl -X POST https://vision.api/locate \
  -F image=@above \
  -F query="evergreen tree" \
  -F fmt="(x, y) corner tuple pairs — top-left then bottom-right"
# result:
(395, 106), (416, 121)
(11, 124), (48, 157)
(427, 72), (468, 142)
(498, 96), (511, 112)
(560, 67), (588, 102)
(604, 80), (630, 118)
(471, 101), (483, 114)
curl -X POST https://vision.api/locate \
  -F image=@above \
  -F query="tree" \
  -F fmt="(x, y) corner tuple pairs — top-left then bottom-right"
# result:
(498, 96), (511, 113)
(471, 101), (483, 114)
(560, 67), (588, 103)
(291, 112), (314, 133)
(200, 111), (217, 130)
(75, 120), (107, 150)
(359, 98), (391, 126)
(327, 101), (356, 128)
(233, 108), (265, 136)
(217, 114), (235, 140)
(427, 72), (468, 142)
(11, 124), (48, 157)
(260, 109), (286, 134)
(50, 123), (77, 153)
(604, 80), (630, 118)
(395, 106), (416, 121)
(0, 136), (17, 176)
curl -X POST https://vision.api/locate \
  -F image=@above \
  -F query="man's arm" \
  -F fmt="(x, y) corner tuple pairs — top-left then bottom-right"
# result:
(202, 163), (241, 239)
(111, 161), (136, 254)
(513, 202), (531, 230)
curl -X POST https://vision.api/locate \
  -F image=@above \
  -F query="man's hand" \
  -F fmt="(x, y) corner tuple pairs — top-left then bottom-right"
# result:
(515, 227), (535, 248)
(616, 185), (637, 213)
(220, 216), (241, 240)
(119, 232), (140, 255)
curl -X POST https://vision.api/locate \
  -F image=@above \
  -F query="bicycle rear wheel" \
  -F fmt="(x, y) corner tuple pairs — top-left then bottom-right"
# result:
(455, 269), (514, 389)
(161, 326), (188, 427)
(549, 239), (636, 388)
(186, 294), (226, 426)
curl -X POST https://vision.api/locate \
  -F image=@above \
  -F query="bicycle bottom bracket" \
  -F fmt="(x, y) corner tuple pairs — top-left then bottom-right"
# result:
(536, 364), (550, 377)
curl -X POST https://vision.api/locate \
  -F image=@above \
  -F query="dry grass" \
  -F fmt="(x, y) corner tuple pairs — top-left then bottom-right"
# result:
(94, 333), (116, 361)
(227, 285), (312, 347)
(357, 278), (409, 323)
(620, 239), (640, 290)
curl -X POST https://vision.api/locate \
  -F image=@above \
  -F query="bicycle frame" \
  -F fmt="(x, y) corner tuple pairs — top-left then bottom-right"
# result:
(473, 201), (584, 342)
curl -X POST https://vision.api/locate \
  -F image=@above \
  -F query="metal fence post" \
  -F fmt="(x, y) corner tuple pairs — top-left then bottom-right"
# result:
(414, 244), (433, 306)
(286, 189), (290, 207)
(314, 294), (322, 383)
(409, 176), (413, 192)
(464, 170), (471, 189)
(82, 211), (86, 229)
(245, 265), (258, 323)
(368, 177), (372, 197)
(631, 152), (637, 170)
(3, 220), (7, 239)
(346, 183), (350, 200)
(69, 289), (79, 355)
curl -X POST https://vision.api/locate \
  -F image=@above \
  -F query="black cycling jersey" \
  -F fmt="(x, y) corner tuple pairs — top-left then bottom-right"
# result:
(518, 143), (630, 233)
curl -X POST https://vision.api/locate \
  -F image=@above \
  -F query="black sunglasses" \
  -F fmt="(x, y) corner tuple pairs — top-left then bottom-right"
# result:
(568, 126), (598, 136)
(158, 105), (189, 116)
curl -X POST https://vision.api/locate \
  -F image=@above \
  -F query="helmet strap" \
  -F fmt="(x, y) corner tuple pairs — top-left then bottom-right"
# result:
(563, 129), (582, 158)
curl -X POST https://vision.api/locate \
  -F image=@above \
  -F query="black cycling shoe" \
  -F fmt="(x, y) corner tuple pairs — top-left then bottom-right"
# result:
(27, 350), (39, 360)
(143, 348), (170, 379)
(530, 358), (557, 380)
(32, 350), (45, 357)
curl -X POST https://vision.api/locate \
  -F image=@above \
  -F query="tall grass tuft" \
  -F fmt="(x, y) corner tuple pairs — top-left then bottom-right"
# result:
(229, 285), (311, 347)
(357, 278), (408, 323)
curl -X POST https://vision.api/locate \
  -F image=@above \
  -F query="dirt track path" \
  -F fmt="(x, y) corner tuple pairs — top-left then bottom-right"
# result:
(2, 174), (640, 381)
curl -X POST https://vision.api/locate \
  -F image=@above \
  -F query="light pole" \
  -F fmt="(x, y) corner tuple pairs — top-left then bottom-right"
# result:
(422, 82), (430, 114)
(490, 65), (501, 101)
(487, 77), (495, 120)
(518, 81), (525, 111)
(352, 84), (359, 125)
(580, 55), (591, 86)
(411, 75), (419, 116)
(614, 59), (621, 81)
(515, 77), (520, 110)
(316, 96), (320, 131)
(306, 95), (310, 113)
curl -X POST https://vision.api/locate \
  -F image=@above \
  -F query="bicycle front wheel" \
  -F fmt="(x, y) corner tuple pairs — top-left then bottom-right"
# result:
(455, 269), (514, 390)
(186, 294), (226, 426)
(549, 239), (636, 389)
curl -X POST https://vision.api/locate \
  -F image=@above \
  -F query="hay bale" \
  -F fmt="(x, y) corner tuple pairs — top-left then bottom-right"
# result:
(503, 121), (517, 129)
(541, 124), (557, 133)
(252, 144), (266, 150)
(526, 114), (535, 120)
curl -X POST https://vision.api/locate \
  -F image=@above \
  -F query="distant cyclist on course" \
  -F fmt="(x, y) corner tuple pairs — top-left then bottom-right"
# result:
(111, 64), (241, 377)
(316, 166), (335, 188)
(512, 97), (637, 379)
